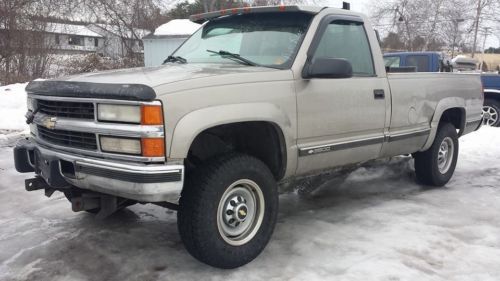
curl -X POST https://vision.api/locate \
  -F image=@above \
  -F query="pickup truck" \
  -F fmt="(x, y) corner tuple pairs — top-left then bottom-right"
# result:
(384, 52), (500, 127)
(383, 51), (452, 72)
(14, 5), (483, 268)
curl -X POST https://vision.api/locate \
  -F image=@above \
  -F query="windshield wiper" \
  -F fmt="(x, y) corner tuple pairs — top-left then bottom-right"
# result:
(163, 55), (187, 64)
(207, 50), (259, 66)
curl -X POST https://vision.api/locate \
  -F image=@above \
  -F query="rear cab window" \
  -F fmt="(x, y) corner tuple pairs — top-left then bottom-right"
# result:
(384, 56), (401, 68)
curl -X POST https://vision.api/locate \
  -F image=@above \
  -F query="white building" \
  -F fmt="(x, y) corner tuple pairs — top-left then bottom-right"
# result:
(142, 19), (201, 67)
(1, 21), (148, 59)
(87, 24), (149, 59)
(44, 23), (105, 55)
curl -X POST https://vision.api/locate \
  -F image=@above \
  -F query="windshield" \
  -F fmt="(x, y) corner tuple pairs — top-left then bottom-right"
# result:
(172, 12), (312, 69)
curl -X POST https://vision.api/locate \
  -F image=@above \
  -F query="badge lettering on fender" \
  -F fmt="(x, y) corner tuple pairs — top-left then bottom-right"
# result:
(308, 146), (332, 155)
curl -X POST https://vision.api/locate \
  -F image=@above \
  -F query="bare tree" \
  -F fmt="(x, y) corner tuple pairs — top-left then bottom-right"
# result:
(371, 0), (499, 54)
(0, 0), (59, 83)
(470, 0), (498, 57)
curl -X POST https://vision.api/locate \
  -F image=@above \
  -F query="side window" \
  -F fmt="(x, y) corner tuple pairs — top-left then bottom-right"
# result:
(384, 56), (400, 68)
(313, 20), (375, 76)
(406, 55), (429, 72)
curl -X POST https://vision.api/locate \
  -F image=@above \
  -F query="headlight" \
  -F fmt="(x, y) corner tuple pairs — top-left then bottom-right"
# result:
(100, 136), (141, 155)
(97, 104), (141, 123)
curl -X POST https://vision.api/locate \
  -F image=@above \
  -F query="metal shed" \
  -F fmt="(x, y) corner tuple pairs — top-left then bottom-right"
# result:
(142, 19), (201, 67)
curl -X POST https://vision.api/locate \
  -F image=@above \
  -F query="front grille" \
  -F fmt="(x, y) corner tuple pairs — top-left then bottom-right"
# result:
(37, 99), (94, 119)
(37, 126), (97, 150)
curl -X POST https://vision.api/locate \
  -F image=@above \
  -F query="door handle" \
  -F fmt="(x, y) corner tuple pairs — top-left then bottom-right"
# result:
(374, 89), (385, 99)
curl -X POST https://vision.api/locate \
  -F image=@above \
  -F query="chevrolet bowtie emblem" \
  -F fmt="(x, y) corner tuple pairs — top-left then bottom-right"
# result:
(41, 116), (57, 130)
(239, 209), (246, 217)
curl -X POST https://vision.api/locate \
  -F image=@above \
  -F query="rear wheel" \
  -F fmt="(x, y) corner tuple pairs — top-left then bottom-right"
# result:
(414, 123), (459, 186)
(177, 154), (278, 269)
(483, 99), (500, 127)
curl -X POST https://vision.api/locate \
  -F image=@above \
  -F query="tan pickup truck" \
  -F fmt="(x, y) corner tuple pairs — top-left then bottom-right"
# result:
(14, 5), (483, 268)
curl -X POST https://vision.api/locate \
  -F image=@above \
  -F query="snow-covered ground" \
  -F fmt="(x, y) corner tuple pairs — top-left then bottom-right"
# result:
(0, 83), (29, 134)
(0, 121), (500, 280)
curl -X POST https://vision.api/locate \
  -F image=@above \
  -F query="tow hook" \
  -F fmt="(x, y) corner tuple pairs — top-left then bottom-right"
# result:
(25, 177), (56, 197)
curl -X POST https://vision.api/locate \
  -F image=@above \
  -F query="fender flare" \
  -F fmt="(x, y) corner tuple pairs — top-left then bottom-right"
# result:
(484, 89), (500, 95)
(168, 103), (294, 161)
(421, 97), (466, 151)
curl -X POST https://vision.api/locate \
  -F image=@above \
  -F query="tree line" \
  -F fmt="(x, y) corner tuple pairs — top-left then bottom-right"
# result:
(0, 0), (296, 84)
(371, 0), (499, 57)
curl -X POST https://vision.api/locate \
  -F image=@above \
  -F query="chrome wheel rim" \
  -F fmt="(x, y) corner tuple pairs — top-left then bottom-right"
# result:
(437, 137), (454, 174)
(217, 179), (265, 246)
(482, 106), (498, 126)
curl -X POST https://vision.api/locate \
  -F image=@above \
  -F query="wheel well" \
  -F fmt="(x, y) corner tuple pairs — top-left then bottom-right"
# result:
(186, 122), (286, 180)
(439, 108), (465, 132)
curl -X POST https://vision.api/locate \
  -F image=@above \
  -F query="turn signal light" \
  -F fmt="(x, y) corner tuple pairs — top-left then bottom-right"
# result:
(142, 138), (165, 157)
(141, 105), (163, 125)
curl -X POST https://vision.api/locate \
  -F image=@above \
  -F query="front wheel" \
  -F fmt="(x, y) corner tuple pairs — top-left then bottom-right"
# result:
(177, 154), (278, 269)
(414, 123), (459, 186)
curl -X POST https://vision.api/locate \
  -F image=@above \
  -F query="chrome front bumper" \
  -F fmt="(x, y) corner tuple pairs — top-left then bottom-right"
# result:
(14, 139), (184, 202)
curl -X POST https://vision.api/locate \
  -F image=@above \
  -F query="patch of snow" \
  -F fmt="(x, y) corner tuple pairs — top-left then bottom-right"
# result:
(154, 19), (201, 36)
(0, 83), (29, 133)
(90, 23), (150, 39)
(45, 23), (103, 38)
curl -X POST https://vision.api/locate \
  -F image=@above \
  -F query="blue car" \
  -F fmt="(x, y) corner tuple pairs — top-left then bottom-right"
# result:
(482, 74), (500, 127)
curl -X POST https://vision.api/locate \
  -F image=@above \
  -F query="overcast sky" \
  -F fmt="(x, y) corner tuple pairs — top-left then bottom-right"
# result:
(316, 0), (499, 48)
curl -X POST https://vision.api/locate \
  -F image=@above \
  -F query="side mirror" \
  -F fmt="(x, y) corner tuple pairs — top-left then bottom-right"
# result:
(302, 58), (353, 79)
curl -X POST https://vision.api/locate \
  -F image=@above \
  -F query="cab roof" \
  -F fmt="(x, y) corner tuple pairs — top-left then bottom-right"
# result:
(189, 5), (325, 23)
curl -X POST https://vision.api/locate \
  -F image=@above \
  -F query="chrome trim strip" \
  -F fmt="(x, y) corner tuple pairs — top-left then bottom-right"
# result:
(299, 136), (384, 157)
(30, 95), (165, 163)
(298, 128), (432, 157)
(33, 137), (165, 163)
(33, 113), (164, 138)
(29, 94), (162, 106)
(33, 141), (176, 173)
(387, 129), (431, 143)
(77, 161), (181, 175)
(484, 89), (500, 94)
(28, 143), (183, 202)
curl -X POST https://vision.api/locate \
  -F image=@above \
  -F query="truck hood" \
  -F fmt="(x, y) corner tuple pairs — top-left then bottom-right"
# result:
(26, 63), (290, 101)
(61, 63), (280, 86)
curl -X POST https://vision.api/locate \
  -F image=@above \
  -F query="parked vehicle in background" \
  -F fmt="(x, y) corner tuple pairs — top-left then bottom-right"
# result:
(452, 56), (479, 72)
(383, 51), (452, 72)
(482, 74), (500, 127)
(14, 5), (484, 268)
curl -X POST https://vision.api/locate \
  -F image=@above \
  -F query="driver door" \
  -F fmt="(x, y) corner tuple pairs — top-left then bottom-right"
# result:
(295, 17), (389, 174)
